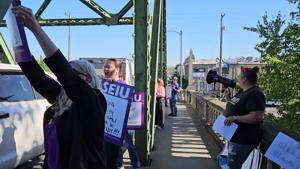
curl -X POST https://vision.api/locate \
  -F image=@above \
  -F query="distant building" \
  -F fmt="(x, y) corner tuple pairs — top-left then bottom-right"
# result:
(184, 51), (265, 95)
(184, 58), (217, 94)
(224, 57), (266, 80)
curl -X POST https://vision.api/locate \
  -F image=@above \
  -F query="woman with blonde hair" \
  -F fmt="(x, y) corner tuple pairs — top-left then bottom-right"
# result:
(155, 78), (166, 128)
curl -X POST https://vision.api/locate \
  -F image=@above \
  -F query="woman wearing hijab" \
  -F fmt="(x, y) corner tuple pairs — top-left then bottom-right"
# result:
(12, 5), (107, 169)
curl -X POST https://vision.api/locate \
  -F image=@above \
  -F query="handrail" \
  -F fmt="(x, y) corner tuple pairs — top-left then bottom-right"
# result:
(184, 90), (300, 169)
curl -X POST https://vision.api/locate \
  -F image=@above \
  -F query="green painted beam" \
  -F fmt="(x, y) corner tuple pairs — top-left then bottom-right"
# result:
(116, 0), (133, 19)
(157, 2), (163, 79)
(0, 32), (14, 64)
(80, 0), (112, 19)
(35, 0), (51, 19)
(162, 0), (167, 84)
(1, 0), (134, 27)
(0, 17), (133, 27)
(149, 0), (162, 149)
(134, 0), (151, 166)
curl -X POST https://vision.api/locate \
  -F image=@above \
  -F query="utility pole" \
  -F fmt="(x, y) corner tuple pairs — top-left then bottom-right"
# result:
(179, 30), (183, 89)
(219, 13), (225, 98)
(167, 30), (183, 88)
(188, 49), (193, 88)
(65, 12), (71, 61)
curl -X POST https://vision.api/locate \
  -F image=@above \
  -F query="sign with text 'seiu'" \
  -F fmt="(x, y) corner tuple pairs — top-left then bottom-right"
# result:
(102, 79), (134, 145)
(127, 92), (144, 130)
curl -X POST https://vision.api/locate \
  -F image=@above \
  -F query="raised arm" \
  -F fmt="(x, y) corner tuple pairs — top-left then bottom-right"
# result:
(18, 58), (61, 103)
(10, 6), (61, 103)
(12, 6), (57, 57)
(13, 6), (94, 101)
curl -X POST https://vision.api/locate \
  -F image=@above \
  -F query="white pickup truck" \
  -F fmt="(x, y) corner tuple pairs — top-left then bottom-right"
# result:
(0, 63), (51, 169)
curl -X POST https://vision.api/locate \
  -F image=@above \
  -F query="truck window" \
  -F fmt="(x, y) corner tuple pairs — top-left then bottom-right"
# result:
(0, 73), (35, 101)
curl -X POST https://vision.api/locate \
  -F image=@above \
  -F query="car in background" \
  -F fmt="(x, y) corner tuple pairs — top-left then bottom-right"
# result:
(0, 63), (51, 169)
(266, 99), (281, 107)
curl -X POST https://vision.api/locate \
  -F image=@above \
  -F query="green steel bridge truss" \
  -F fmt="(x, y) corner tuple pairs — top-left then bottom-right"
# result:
(0, 0), (167, 165)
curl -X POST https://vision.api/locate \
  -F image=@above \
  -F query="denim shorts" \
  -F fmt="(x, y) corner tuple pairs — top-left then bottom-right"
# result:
(227, 142), (257, 169)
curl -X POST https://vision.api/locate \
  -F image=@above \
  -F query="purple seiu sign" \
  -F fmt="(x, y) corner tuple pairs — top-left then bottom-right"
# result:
(101, 79), (134, 146)
(5, 0), (32, 63)
(127, 92), (145, 130)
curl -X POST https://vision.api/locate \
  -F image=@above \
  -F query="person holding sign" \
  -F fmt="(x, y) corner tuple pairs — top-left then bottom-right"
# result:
(103, 59), (140, 169)
(222, 66), (265, 169)
(102, 59), (140, 169)
(10, 5), (107, 169)
(102, 58), (123, 169)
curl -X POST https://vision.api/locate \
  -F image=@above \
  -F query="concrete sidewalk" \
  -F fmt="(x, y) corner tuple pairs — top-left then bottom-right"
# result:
(123, 103), (220, 169)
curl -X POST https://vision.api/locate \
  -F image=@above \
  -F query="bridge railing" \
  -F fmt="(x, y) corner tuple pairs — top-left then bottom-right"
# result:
(184, 90), (300, 169)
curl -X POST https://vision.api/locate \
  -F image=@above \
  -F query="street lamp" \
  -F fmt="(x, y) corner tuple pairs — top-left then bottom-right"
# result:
(168, 30), (183, 88)
(65, 12), (71, 61)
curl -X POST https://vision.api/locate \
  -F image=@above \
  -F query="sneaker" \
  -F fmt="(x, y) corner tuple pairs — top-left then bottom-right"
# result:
(168, 113), (174, 116)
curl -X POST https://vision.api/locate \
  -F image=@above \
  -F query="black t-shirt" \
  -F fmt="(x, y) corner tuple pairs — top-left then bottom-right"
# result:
(225, 86), (266, 145)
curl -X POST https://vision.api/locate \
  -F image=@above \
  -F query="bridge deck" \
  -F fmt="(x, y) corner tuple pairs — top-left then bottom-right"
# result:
(16, 103), (221, 169)
(123, 103), (220, 169)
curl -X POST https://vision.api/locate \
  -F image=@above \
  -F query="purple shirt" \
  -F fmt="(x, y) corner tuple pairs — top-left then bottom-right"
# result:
(44, 121), (60, 169)
(116, 79), (125, 84)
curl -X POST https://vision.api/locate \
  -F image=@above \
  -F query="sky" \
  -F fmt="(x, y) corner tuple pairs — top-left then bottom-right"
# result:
(0, 0), (297, 66)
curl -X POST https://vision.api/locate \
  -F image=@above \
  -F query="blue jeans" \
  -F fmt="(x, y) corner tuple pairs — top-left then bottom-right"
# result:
(227, 142), (256, 169)
(117, 130), (141, 169)
(169, 98), (177, 116)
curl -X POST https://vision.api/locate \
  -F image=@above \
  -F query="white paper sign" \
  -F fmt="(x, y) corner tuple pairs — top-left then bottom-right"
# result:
(265, 132), (300, 169)
(166, 84), (172, 99)
(5, 0), (32, 63)
(242, 149), (262, 169)
(127, 92), (144, 130)
(5, 4), (23, 47)
(212, 114), (238, 141)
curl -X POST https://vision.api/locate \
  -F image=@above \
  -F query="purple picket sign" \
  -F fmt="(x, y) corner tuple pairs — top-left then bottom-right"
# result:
(5, 0), (32, 63)
(101, 79), (134, 146)
(127, 92), (145, 130)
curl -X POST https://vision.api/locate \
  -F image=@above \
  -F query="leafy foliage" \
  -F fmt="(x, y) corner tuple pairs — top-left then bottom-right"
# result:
(245, 0), (300, 132)
(37, 58), (51, 73)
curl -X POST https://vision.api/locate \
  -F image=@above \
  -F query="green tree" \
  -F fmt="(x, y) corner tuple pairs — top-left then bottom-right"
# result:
(245, 0), (300, 132)
(172, 69), (188, 89)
